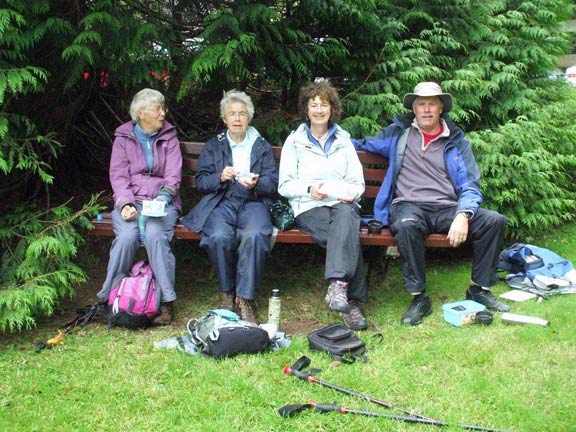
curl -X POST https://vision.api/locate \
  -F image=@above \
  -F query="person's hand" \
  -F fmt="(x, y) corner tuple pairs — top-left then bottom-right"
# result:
(447, 213), (469, 247)
(121, 205), (137, 221)
(220, 166), (238, 183)
(338, 194), (356, 203)
(310, 183), (328, 201)
(239, 174), (259, 189)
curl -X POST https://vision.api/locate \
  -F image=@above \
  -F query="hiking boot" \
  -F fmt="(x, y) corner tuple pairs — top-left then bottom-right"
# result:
(236, 297), (257, 324)
(341, 301), (368, 330)
(401, 294), (432, 326)
(466, 287), (510, 312)
(219, 290), (235, 311)
(151, 302), (174, 326)
(325, 280), (350, 312)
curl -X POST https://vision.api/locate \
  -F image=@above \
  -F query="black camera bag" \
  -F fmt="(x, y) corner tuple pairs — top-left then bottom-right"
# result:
(307, 323), (367, 363)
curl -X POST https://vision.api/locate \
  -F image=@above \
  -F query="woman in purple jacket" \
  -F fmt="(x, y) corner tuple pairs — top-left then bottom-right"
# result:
(98, 88), (182, 325)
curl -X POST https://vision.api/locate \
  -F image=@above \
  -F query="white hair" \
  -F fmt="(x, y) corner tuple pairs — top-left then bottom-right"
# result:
(129, 88), (165, 121)
(219, 89), (254, 122)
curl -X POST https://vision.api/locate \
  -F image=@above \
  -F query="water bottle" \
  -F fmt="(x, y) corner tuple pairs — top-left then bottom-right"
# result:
(268, 289), (281, 329)
(138, 213), (146, 244)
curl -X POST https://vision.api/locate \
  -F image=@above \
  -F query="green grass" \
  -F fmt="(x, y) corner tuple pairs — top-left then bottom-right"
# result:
(2, 225), (576, 431)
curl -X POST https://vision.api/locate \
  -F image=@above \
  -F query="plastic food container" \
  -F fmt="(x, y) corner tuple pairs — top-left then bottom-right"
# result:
(442, 300), (486, 326)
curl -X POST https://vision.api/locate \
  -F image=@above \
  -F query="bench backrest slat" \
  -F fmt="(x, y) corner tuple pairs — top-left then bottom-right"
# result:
(180, 142), (206, 154)
(363, 167), (387, 182)
(181, 177), (196, 188)
(182, 159), (199, 171)
(179, 142), (386, 200)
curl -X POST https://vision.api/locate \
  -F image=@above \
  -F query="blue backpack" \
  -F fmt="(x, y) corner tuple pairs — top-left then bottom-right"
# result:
(498, 243), (576, 297)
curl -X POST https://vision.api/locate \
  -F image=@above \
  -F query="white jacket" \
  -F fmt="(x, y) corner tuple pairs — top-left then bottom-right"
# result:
(278, 123), (365, 217)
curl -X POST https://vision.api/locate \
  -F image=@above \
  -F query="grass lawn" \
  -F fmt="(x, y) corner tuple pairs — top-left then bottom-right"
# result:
(1, 224), (575, 431)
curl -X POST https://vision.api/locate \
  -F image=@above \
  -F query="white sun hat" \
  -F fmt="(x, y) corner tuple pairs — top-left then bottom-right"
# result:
(403, 82), (453, 113)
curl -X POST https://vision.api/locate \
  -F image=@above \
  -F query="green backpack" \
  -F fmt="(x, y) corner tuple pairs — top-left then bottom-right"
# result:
(270, 200), (295, 231)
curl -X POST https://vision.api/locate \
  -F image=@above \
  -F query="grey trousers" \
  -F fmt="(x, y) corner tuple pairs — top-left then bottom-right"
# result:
(389, 202), (507, 294)
(99, 203), (179, 303)
(295, 203), (368, 303)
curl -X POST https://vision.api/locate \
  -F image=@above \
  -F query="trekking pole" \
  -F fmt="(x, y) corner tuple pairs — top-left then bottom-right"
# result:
(283, 356), (436, 421)
(279, 402), (513, 432)
(35, 301), (105, 351)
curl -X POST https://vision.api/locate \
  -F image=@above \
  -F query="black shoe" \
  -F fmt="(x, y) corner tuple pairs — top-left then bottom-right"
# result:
(401, 294), (432, 326)
(466, 288), (510, 312)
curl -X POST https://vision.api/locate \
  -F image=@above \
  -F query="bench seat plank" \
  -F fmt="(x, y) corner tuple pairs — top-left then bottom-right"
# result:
(89, 213), (450, 247)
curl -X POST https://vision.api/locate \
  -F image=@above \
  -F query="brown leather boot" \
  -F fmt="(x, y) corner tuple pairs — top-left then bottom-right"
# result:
(151, 302), (174, 326)
(235, 297), (257, 324)
(219, 291), (235, 311)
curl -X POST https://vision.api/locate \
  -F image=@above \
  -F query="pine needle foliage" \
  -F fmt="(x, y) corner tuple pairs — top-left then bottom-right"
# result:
(57, 1), (174, 90)
(342, 0), (574, 133)
(0, 2), (57, 183)
(0, 2), (103, 332)
(179, 1), (349, 97)
(0, 195), (102, 332)
(471, 96), (576, 239)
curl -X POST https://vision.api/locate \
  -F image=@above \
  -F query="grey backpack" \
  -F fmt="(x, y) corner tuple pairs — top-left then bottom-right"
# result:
(187, 309), (270, 358)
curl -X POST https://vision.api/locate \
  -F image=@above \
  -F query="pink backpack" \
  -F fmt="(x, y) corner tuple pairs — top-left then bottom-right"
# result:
(106, 260), (160, 329)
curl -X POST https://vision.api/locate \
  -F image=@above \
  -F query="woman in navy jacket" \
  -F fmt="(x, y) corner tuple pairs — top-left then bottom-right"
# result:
(183, 90), (278, 323)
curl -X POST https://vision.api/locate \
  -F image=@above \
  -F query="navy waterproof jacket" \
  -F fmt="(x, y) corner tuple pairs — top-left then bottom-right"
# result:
(353, 113), (483, 225)
(182, 131), (279, 233)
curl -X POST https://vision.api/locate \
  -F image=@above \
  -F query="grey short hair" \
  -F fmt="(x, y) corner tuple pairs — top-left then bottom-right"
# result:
(129, 88), (165, 121)
(220, 89), (254, 122)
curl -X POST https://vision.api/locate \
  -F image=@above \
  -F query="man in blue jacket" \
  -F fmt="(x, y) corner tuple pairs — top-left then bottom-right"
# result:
(354, 82), (509, 325)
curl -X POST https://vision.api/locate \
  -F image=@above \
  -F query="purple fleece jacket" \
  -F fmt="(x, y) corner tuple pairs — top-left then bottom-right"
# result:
(109, 120), (182, 211)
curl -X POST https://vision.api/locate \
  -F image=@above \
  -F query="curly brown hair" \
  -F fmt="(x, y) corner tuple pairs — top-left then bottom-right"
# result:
(298, 81), (342, 125)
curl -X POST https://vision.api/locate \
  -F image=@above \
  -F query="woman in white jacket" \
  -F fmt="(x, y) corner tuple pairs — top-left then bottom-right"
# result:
(278, 80), (368, 330)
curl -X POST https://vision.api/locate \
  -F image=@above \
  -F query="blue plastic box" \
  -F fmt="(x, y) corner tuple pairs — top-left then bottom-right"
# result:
(442, 300), (486, 326)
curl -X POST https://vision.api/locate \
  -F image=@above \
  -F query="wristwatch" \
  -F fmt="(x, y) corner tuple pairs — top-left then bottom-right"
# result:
(459, 211), (473, 219)
(307, 185), (312, 194)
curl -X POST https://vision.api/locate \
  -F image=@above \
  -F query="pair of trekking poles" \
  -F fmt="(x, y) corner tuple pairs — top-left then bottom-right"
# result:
(281, 356), (511, 432)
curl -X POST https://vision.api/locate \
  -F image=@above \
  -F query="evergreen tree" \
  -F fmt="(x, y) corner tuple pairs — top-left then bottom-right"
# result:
(1, 0), (575, 330)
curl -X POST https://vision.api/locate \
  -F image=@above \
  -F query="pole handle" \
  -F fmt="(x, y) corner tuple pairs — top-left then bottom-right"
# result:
(310, 402), (345, 414)
(283, 365), (312, 382)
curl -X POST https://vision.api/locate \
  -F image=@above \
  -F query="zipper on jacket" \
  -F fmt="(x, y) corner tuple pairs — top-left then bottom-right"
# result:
(147, 140), (152, 176)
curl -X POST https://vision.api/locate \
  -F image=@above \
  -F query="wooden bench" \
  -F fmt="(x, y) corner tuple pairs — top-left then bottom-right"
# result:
(89, 142), (452, 280)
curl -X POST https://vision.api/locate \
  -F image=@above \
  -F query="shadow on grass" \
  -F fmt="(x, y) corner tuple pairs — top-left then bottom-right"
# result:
(3, 237), (484, 346)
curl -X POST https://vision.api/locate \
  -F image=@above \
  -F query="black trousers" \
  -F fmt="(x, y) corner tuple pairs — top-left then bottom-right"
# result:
(389, 202), (507, 294)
